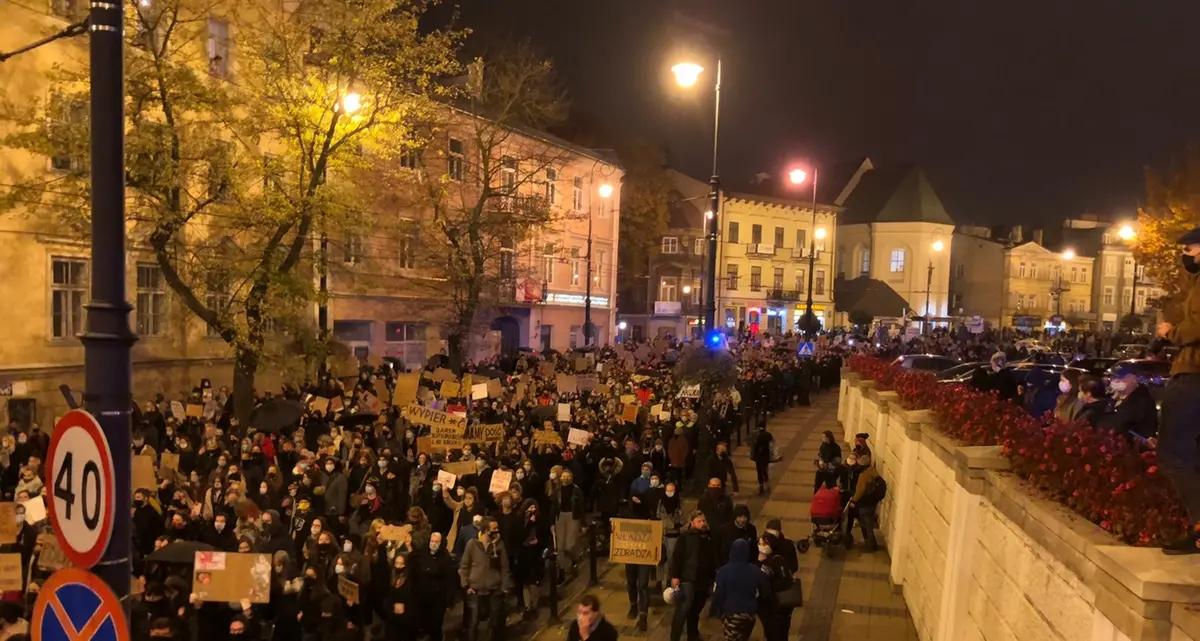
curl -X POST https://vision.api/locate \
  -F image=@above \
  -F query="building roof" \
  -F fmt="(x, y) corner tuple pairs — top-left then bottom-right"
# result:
(833, 276), (912, 319)
(838, 164), (955, 226)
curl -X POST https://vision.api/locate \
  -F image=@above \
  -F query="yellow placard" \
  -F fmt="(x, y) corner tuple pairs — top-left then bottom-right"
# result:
(609, 518), (663, 565)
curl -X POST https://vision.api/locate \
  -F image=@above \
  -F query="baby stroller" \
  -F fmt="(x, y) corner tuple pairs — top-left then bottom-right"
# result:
(797, 481), (845, 557)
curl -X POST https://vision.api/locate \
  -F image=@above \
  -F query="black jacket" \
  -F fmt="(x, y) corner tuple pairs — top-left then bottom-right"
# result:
(697, 490), (734, 530)
(567, 616), (619, 641)
(1097, 384), (1159, 440)
(668, 526), (719, 583)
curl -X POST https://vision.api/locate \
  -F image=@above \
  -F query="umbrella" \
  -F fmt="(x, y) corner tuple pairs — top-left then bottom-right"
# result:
(250, 398), (305, 433)
(337, 412), (380, 428)
(146, 540), (217, 564)
(472, 367), (505, 380)
(426, 354), (449, 369)
(532, 405), (557, 420)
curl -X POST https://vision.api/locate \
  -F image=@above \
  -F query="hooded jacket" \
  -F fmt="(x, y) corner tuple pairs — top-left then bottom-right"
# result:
(711, 539), (771, 616)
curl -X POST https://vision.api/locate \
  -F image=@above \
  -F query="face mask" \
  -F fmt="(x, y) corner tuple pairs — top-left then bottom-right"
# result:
(310, 528), (320, 537)
(334, 564), (345, 575)
(378, 461), (387, 469)
(1111, 381), (1128, 393)
(758, 545), (771, 555)
(456, 488), (465, 497)
(665, 490), (676, 498)
(641, 471), (651, 478)
(326, 464), (335, 473)
(650, 480), (661, 488)
(432, 484), (442, 493)
(366, 488), (376, 497)
(405, 430), (414, 440)
(430, 540), (441, 553)
(215, 522), (225, 532)
(1059, 380), (1071, 394)
(14, 513), (25, 524)
(343, 541), (353, 553)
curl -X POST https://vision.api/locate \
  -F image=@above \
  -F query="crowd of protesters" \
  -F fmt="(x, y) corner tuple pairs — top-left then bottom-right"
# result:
(0, 333), (847, 641)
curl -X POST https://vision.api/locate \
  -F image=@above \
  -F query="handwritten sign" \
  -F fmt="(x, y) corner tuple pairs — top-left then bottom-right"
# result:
(467, 423), (505, 444)
(609, 518), (663, 565)
(37, 533), (68, 570)
(392, 372), (421, 406)
(170, 401), (185, 417)
(160, 452), (180, 477)
(487, 378), (503, 399)
(0, 553), (21, 591)
(338, 575), (359, 605)
(439, 381), (463, 398)
(471, 383), (488, 400)
(534, 430), (563, 447)
(133, 455), (157, 491)
(186, 404), (204, 418)
(442, 461), (476, 477)
(0, 504), (17, 544)
(557, 403), (571, 422)
(621, 404), (640, 424)
(489, 470), (513, 495)
(402, 404), (467, 431)
(577, 374), (598, 392)
(193, 552), (272, 604)
(436, 469), (457, 488)
(567, 428), (591, 447)
(556, 374), (577, 394)
(378, 524), (412, 543)
(678, 384), (701, 399)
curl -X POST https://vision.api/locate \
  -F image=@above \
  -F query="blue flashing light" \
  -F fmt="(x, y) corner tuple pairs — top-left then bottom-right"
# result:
(706, 330), (723, 348)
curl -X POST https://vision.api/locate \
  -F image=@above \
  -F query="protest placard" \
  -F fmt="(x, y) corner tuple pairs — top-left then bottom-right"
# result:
(170, 401), (185, 417)
(22, 497), (45, 525)
(539, 361), (555, 378)
(465, 423), (505, 444)
(310, 396), (330, 414)
(487, 378), (503, 399)
(577, 374), (598, 392)
(557, 403), (571, 422)
(186, 404), (204, 418)
(621, 404), (640, 424)
(402, 404), (467, 431)
(620, 394), (636, 405)
(533, 430), (563, 447)
(439, 381), (463, 398)
(330, 395), (345, 413)
(567, 428), (591, 446)
(0, 504), (17, 544)
(609, 518), (663, 565)
(650, 404), (663, 417)
(512, 381), (527, 407)
(37, 533), (68, 570)
(596, 383), (611, 396)
(678, 384), (701, 399)
(392, 372), (421, 406)
(436, 470), (457, 488)
(160, 452), (180, 477)
(193, 552), (272, 604)
(555, 374), (577, 394)
(338, 576), (359, 605)
(432, 368), (457, 382)
(574, 357), (590, 373)
(133, 455), (157, 491)
(0, 554), (21, 591)
(378, 524), (412, 543)
(489, 470), (513, 495)
(442, 461), (476, 477)
(471, 383), (488, 400)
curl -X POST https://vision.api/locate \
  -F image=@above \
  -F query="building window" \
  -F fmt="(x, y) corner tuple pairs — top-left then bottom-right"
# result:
(750, 266), (762, 292)
(951, 292), (963, 309)
(1080, 267), (1088, 283)
(539, 325), (552, 351)
(1136, 289), (1147, 311)
(206, 18), (231, 78)
(545, 168), (557, 204)
(1015, 293), (1024, 310)
(50, 257), (87, 340)
(795, 270), (805, 294)
(772, 267), (784, 291)
(136, 263), (167, 336)
(385, 322), (425, 343)
(889, 249), (906, 272)
(400, 146), (423, 170)
(499, 156), (517, 208)
(751, 224), (763, 244)
(1104, 256), (1117, 277)
(570, 247), (582, 286)
(569, 325), (581, 349)
(447, 137), (465, 181)
(726, 264), (739, 290)
(1031, 263), (1040, 280)
(343, 234), (364, 264)
(1103, 286), (1114, 306)
(728, 222), (739, 244)
(49, 93), (86, 172)
(1122, 288), (1132, 309)
(693, 238), (705, 256)
(205, 276), (229, 337)
(774, 227), (785, 247)
(859, 250), (870, 275)
(658, 277), (678, 302)
(816, 269), (826, 295)
(955, 263), (964, 278)
(398, 230), (417, 269)
(1124, 258), (1134, 277)
(1028, 294), (1037, 309)
(573, 176), (584, 211)
(594, 249), (606, 291)
(1070, 266), (1078, 283)
(1018, 262), (1027, 279)
(542, 243), (555, 284)
(796, 229), (807, 250)
(207, 141), (232, 201)
(661, 237), (679, 254)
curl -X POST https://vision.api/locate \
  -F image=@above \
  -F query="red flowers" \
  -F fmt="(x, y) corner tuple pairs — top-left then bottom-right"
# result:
(849, 356), (1186, 546)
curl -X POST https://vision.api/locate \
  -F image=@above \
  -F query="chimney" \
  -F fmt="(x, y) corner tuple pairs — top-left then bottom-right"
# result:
(1032, 229), (1044, 246)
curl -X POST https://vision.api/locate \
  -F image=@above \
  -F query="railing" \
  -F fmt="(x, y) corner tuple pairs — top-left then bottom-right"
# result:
(766, 288), (802, 301)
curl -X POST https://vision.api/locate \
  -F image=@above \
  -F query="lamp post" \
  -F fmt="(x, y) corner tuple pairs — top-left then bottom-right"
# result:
(318, 92), (363, 379)
(672, 60), (722, 335)
(1118, 224), (1139, 327)
(924, 239), (945, 333)
(682, 284), (693, 337)
(84, 0), (135, 601)
(1054, 248), (1076, 315)
(585, 183), (612, 346)
(788, 168), (825, 335)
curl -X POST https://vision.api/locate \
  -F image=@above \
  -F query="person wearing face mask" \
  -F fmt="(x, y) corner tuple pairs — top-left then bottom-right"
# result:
(1158, 229), (1200, 554)
(711, 539), (772, 641)
(13, 466), (42, 499)
(383, 553), (415, 641)
(1074, 376), (1114, 427)
(697, 477), (734, 530)
(1097, 364), (1159, 442)
(410, 532), (457, 640)
(754, 533), (799, 641)
(202, 513), (238, 551)
(552, 468), (586, 575)
(657, 481), (684, 588)
(1054, 369), (1086, 422)
(714, 504), (758, 568)
(458, 518), (512, 641)
(321, 457), (349, 527)
(668, 511), (717, 641)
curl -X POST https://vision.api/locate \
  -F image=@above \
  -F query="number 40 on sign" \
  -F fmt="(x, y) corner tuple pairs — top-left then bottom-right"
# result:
(46, 410), (117, 570)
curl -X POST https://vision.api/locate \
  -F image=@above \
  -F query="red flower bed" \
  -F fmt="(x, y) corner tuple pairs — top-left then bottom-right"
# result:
(848, 356), (1186, 546)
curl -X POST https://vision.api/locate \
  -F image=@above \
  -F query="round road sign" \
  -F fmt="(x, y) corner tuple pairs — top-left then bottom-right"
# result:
(32, 568), (130, 641)
(46, 410), (116, 570)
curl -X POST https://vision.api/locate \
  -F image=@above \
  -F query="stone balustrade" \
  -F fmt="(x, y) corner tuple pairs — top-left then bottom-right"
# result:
(839, 370), (1200, 641)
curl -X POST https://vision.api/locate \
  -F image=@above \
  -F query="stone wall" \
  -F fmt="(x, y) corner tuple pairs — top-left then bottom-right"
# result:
(839, 371), (1200, 641)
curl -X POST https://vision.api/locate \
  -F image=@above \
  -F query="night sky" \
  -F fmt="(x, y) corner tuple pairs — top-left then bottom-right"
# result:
(442, 0), (1200, 226)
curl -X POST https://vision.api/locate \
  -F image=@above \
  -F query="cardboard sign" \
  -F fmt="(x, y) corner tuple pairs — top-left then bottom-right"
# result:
(170, 401), (185, 417)
(134, 454), (158, 491)
(432, 368), (457, 382)
(378, 524), (412, 542)
(471, 383), (488, 400)
(609, 518), (664, 565)
(621, 404), (640, 424)
(512, 382), (527, 407)
(557, 403), (571, 422)
(439, 381), (463, 399)
(539, 361), (555, 378)
(620, 395), (636, 405)
(186, 404), (204, 418)
(330, 395), (345, 413)
(678, 384), (701, 399)
(489, 470), (513, 495)
(363, 393), (381, 413)
(338, 575), (359, 605)
(487, 378), (503, 399)
(22, 497), (45, 525)
(577, 374), (598, 392)
(310, 397), (330, 414)
(416, 436), (436, 455)
(0, 504), (17, 544)
(574, 357), (590, 373)
(160, 452), (180, 476)
(659, 411), (671, 421)
(596, 384), (611, 396)
(650, 404), (663, 417)
(0, 553), (21, 591)
(534, 430), (563, 447)
(467, 423), (505, 444)
(436, 469), (457, 488)
(37, 533), (68, 570)
(567, 428), (591, 447)
(402, 404), (467, 431)
(442, 461), (477, 477)
(556, 374), (577, 394)
(193, 552), (272, 604)
(389, 372), (418, 406)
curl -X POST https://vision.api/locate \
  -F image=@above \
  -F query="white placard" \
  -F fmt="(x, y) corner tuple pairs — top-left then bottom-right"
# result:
(471, 383), (488, 400)
(557, 403), (571, 422)
(568, 428), (591, 446)
(489, 470), (513, 495)
(21, 496), (45, 525)
(436, 470), (456, 488)
(678, 384), (700, 399)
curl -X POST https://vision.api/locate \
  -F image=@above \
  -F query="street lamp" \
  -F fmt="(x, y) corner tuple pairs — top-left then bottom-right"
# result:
(924, 239), (945, 332)
(789, 166), (823, 335)
(672, 58), (722, 336)
(584, 183), (612, 346)
(1117, 224), (1140, 326)
(1054, 248), (1075, 316)
(340, 92), (362, 114)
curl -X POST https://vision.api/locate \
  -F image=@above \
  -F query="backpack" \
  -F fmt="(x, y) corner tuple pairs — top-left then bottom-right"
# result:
(862, 475), (887, 505)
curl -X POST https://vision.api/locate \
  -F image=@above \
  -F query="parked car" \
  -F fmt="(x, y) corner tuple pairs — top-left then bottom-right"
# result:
(936, 362), (989, 383)
(1103, 359), (1170, 405)
(892, 354), (961, 373)
(1071, 357), (1118, 376)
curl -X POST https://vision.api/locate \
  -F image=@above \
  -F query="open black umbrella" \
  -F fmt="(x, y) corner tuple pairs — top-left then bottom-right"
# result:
(250, 398), (305, 433)
(426, 353), (449, 369)
(146, 540), (216, 564)
(472, 367), (504, 380)
(337, 412), (380, 428)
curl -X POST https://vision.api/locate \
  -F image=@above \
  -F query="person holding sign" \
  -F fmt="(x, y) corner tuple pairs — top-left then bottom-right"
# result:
(459, 517), (512, 641)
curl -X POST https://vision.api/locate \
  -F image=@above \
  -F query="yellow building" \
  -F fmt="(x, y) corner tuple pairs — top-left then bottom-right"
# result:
(668, 172), (837, 334)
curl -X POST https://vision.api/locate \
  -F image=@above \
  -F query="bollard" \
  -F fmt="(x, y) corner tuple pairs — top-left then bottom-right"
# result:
(589, 519), (600, 586)
(546, 548), (559, 625)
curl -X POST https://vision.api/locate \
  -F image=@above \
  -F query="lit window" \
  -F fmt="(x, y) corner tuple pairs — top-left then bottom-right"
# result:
(136, 263), (168, 336)
(661, 237), (679, 254)
(545, 168), (557, 204)
(541, 243), (555, 284)
(447, 137), (465, 181)
(49, 93), (86, 172)
(398, 229), (417, 269)
(693, 238), (705, 256)
(1103, 287), (1114, 306)
(343, 234), (364, 264)
(860, 249), (870, 275)
(573, 176), (584, 211)
(889, 249), (905, 272)
(50, 258), (87, 339)
(571, 247), (582, 285)
(206, 18), (231, 78)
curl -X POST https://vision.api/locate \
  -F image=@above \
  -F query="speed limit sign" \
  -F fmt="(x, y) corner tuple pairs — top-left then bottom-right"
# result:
(46, 410), (116, 569)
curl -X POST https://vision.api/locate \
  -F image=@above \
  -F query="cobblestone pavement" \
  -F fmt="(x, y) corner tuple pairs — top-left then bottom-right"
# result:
(531, 393), (919, 641)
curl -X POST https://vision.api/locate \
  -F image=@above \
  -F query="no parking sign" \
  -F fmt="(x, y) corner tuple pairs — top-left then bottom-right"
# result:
(46, 410), (116, 569)
(32, 568), (130, 641)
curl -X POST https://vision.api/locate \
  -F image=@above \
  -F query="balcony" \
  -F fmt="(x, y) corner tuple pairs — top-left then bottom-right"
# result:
(746, 243), (776, 258)
(766, 289), (802, 302)
(654, 301), (682, 316)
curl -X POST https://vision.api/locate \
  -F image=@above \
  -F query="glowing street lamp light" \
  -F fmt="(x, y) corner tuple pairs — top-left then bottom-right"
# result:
(1062, 248), (1076, 261)
(788, 168), (808, 185)
(932, 239), (945, 252)
(924, 239), (945, 331)
(1118, 225), (1136, 242)
(598, 183), (614, 199)
(671, 62), (704, 88)
(815, 227), (828, 240)
(340, 92), (362, 114)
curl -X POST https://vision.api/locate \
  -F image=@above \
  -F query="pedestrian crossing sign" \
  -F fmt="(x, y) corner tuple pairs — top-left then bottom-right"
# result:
(798, 342), (815, 357)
